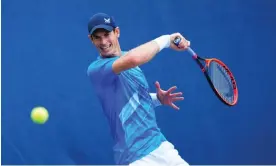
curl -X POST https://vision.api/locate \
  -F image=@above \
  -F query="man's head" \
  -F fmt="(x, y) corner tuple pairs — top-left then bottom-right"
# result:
(88, 13), (121, 57)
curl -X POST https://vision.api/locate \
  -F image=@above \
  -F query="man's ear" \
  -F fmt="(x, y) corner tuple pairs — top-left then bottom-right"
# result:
(115, 27), (120, 38)
(88, 34), (94, 43)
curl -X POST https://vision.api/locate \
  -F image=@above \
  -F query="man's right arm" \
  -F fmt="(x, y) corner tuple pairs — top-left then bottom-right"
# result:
(112, 33), (190, 74)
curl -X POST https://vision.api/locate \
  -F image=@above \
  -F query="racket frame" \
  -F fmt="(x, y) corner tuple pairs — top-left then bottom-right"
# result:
(193, 55), (238, 106)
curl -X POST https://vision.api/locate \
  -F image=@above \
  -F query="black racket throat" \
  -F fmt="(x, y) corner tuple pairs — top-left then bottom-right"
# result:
(193, 56), (206, 72)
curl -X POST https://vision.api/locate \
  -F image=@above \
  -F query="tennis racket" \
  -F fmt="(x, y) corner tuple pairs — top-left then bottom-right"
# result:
(173, 37), (238, 106)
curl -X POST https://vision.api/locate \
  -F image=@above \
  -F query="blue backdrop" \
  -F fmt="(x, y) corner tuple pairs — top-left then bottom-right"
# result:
(2, 0), (276, 165)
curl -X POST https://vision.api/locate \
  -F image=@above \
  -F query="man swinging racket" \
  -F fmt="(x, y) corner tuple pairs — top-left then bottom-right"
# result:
(87, 12), (190, 166)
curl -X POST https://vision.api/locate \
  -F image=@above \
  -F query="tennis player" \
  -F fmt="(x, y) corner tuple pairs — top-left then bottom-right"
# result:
(87, 12), (190, 166)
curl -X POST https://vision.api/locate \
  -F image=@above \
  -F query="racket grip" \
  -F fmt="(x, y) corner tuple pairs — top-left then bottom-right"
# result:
(173, 37), (196, 56)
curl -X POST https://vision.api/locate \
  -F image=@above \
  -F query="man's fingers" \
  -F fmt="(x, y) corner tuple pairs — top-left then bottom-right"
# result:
(187, 40), (191, 47)
(167, 86), (177, 93)
(183, 40), (190, 48)
(172, 97), (184, 102)
(155, 81), (161, 90)
(171, 103), (180, 110)
(170, 92), (183, 97)
(178, 37), (190, 50)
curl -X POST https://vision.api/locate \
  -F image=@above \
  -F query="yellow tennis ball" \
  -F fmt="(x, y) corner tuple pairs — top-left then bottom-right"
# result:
(31, 106), (49, 124)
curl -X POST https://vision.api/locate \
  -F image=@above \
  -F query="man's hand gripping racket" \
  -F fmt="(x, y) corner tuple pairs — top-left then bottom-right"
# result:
(173, 36), (238, 106)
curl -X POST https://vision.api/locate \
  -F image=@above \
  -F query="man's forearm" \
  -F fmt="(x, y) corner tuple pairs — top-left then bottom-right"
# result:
(112, 35), (171, 74)
(126, 35), (171, 66)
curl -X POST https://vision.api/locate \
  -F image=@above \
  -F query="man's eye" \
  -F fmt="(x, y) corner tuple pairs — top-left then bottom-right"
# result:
(94, 36), (100, 40)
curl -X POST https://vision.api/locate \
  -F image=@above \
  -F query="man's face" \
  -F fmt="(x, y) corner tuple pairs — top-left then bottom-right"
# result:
(89, 28), (120, 57)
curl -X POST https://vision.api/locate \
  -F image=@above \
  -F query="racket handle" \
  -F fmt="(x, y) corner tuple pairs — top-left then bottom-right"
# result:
(173, 37), (196, 56)
(187, 47), (196, 56)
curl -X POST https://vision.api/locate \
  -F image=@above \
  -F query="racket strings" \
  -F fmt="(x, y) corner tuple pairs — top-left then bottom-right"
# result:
(208, 61), (234, 103)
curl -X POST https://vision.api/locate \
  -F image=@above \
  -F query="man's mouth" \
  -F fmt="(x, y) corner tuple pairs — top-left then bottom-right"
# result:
(100, 44), (111, 51)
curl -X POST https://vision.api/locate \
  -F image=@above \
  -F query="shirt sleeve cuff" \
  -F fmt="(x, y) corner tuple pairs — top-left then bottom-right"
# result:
(150, 93), (162, 107)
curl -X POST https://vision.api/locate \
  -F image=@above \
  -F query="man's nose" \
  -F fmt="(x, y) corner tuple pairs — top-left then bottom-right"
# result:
(100, 38), (108, 45)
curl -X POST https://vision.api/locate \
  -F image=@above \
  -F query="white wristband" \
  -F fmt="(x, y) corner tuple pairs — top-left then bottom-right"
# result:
(150, 93), (162, 107)
(153, 35), (171, 52)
